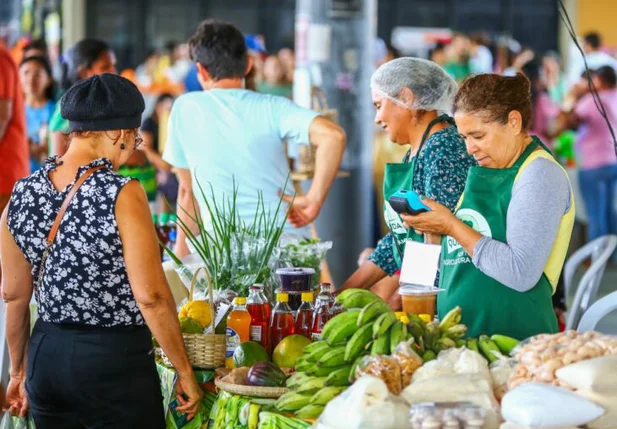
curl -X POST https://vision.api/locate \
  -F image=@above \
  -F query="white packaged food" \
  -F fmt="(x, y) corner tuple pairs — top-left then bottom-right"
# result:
(556, 356), (617, 394)
(499, 423), (579, 429)
(501, 383), (604, 428)
(576, 390), (617, 429)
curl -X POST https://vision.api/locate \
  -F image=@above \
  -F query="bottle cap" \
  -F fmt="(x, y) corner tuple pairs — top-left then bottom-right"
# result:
(169, 214), (177, 223)
(234, 297), (247, 305)
(276, 293), (289, 303)
(160, 213), (170, 224)
(301, 292), (314, 302)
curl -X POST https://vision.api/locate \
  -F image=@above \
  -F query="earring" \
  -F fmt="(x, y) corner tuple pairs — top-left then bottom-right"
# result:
(120, 142), (126, 150)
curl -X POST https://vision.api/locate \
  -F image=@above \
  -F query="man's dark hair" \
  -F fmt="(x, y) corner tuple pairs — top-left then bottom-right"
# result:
(584, 32), (602, 50)
(23, 39), (47, 55)
(188, 20), (248, 81)
(593, 66), (617, 88)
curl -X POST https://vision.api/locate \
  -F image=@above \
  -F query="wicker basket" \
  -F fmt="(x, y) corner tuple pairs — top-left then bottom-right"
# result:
(215, 378), (289, 398)
(297, 87), (339, 173)
(157, 266), (226, 369)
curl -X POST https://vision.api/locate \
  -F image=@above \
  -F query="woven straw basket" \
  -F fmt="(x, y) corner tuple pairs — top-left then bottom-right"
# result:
(158, 266), (226, 369)
(297, 87), (339, 173)
(215, 378), (289, 399)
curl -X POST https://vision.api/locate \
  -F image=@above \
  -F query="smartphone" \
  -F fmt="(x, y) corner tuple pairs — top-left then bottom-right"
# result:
(388, 190), (430, 215)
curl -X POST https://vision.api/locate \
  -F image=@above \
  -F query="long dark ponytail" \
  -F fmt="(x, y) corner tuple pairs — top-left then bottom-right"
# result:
(60, 39), (110, 91)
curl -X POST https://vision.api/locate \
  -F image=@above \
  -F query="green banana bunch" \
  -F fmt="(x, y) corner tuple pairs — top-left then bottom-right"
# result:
(434, 337), (456, 353)
(335, 289), (382, 309)
(479, 335), (505, 363)
(303, 341), (331, 362)
(248, 403), (260, 429)
(316, 345), (347, 367)
(407, 313), (427, 331)
(371, 327), (391, 355)
(422, 350), (437, 362)
(349, 353), (368, 384)
(304, 341), (327, 355)
(455, 339), (466, 348)
(423, 321), (441, 351)
(324, 365), (352, 387)
(322, 311), (360, 345)
(388, 321), (408, 354)
(344, 322), (373, 362)
(295, 404), (325, 419)
(275, 392), (312, 412)
(296, 376), (327, 394)
(295, 356), (312, 372)
(286, 372), (309, 389)
(357, 300), (391, 326)
(372, 311), (397, 339)
(310, 386), (347, 405)
(491, 334), (519, 355)
(439, 306), (462, 330)
(306, 363), (351, 377)
(466, 337), (479, 353)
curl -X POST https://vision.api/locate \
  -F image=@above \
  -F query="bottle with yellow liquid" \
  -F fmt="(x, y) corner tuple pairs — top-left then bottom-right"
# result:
(225, 297), (251, 368)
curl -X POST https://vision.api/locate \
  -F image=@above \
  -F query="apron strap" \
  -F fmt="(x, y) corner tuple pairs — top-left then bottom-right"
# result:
(511, 138), (542, 170)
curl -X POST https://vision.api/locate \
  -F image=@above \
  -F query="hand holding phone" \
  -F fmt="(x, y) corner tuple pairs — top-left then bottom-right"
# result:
(389, 190), (431, 216)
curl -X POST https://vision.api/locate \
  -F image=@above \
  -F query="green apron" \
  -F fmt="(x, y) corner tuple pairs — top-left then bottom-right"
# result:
(383, 115), (454, 266)
(438, 138), (558, 340)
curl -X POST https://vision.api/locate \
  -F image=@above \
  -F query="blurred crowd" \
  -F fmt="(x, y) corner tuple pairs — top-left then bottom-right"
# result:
(2, 28), (617, 248)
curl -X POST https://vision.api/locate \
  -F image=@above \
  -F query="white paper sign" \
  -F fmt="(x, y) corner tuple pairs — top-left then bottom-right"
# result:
(399, 241), (441, 287)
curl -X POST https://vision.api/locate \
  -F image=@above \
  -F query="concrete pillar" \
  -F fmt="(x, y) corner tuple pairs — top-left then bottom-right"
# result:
(62, 0), (86, 49)
(558, 0), (578, 71)
(294, 0), (376, 285)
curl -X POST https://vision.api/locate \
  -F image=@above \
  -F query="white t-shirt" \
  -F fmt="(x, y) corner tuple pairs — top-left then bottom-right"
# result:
(567, 50), (617, 88)
(163, 88), (319, 234)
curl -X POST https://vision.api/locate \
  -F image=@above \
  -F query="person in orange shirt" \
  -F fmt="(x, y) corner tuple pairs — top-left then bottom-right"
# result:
(0, 42), (29, 214)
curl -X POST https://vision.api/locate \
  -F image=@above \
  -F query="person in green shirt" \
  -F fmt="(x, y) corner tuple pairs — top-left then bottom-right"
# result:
(256, 55), (292, 98)
(49, 39), (116, 156)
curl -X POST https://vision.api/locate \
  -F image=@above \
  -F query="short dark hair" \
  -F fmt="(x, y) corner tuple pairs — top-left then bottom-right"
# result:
(593, 66), (617, 88)
(20, 55), (56, 100)
(453, 73), (532, 130)
(23, 39), (47, 55)
(584, 32), (601, 50)
(188, 20), (248, 80)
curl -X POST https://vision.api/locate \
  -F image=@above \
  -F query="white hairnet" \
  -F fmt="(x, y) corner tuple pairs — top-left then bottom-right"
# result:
(371, 57), (458, 113)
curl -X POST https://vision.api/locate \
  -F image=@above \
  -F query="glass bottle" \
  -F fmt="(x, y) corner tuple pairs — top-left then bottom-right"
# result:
(247, 286), (269, 351)
(270, 293), (295, 352)
(226, 297), (251, 368)
(295, 292), (314, 339)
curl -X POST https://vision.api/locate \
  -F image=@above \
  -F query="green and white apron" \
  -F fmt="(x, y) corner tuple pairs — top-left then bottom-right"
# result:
(438, 138), (575, 340)
(383, 115), (455, 267)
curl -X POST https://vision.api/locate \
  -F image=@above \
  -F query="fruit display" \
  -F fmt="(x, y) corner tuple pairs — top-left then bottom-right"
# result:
(178, 299), (212, 329)
(508, 330), (617, 390)
(179, 316), (204, 334)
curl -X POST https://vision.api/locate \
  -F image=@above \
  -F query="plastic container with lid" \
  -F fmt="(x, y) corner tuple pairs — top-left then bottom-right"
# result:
(409, 402), (485, 429)
(398, 284), (443, 320)
(276, 267), (315, 292)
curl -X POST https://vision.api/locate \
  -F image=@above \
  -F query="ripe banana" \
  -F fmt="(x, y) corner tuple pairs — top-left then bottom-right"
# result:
(344, 322), (373, 362)
(389, 321), (408, 354)
(443, 324), (468, 340)
(372, 311), (397, 339)
(336, 289), (382, 309)
(295, 404), (325, 420)
(304, 341), (331, 362)
(316, 345), (346, 367)
(324, 365), (352, 387)
(439, 306), (462, 330)
(357, 300), (391, 327)
(371, 328), (390, 355)
(310, 386), (346, 405)
(321, 310), (360, 343)
(275, 392), (312, 412)
(296, 376), (327, 394)
(491, 334), (519, 355)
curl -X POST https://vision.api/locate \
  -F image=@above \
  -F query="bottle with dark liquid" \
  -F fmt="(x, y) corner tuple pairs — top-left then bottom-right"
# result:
(247, 286), (269, 351)
(295, 292), (314, 339)
(270, 293), (295, 351)
(311, 283), (334, 341)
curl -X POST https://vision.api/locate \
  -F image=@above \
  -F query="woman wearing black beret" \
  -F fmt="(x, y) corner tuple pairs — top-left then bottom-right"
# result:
(0, 73), (202, 428)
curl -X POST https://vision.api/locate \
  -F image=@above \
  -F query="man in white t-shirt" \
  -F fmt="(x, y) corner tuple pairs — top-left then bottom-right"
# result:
(163, 20), (346, 257)
(567, 32), (617, 88)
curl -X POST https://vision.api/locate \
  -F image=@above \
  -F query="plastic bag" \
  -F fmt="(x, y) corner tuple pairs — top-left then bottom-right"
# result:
(490, 358), (517, 401)
(501, 383), (604, 428)
(392, 341), (423, 388)
(315, 376), (412, 429)
(556, 356), (617, 394)
(412, 348), (491, 386)
(509, 331), (617, 390)
(230, 233), (271, 297)
(577, 390), (617, 429)
(0, 414), (35, 429)
(402, 373), (501, 429)
(355, 355), (402, 395)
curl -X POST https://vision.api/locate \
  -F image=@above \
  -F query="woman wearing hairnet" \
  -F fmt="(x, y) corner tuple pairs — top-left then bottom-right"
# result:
(341, 58), (475, 305)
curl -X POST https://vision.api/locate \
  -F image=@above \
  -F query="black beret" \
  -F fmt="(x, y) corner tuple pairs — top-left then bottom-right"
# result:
(61, 73), (145, 133)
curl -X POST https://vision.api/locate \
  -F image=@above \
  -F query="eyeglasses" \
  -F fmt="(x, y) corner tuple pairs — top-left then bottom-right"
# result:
(135, 133), (143, 149)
